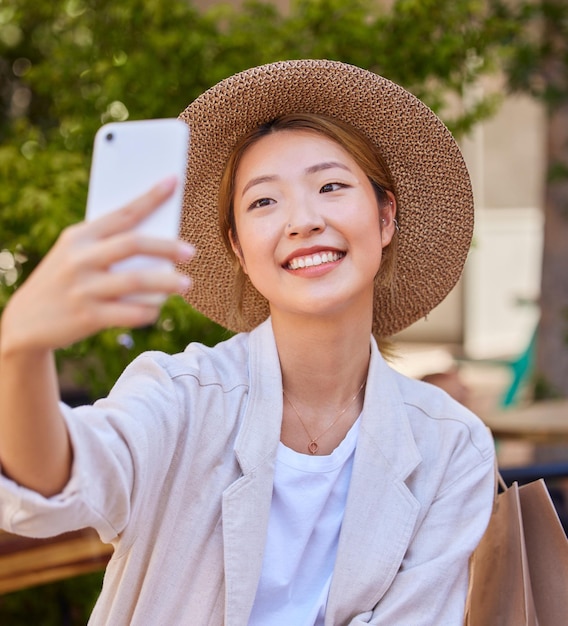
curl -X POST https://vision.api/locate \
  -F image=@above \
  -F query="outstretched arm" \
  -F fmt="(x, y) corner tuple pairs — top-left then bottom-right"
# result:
(0, 177), (194, 497)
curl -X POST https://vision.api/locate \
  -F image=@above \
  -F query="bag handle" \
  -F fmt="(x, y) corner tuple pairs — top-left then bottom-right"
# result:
(490, 460), (509, 513)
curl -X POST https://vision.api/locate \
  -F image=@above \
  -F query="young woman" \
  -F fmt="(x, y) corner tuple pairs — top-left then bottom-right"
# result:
(0, 60), (495, 625)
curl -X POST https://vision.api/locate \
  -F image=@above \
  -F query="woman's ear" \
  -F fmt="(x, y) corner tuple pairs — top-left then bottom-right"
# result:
(379, 192), (397, 248)
(229, 229), (248, 274)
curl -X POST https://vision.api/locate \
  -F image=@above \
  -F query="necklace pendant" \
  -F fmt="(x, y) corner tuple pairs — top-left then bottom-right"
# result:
(283, 380), (366, 458)
(308, 441), (319, 454)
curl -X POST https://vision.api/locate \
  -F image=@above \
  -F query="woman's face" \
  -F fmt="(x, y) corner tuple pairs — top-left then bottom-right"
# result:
(230, 129), (396, 326)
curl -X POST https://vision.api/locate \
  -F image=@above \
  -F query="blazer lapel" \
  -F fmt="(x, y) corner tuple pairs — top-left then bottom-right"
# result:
(222, 320), (283, 626)
(326, 339), (422, 625)
(222, 326), (423, 625)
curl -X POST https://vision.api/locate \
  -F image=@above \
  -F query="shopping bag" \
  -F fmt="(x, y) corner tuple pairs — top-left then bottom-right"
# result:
(464, 473), (568, 626)
(518, 479), (568, 625)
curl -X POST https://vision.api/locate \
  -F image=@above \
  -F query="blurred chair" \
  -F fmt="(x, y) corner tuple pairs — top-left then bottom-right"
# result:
(497, 326), (537, 407)
(458, 325), (537, 408)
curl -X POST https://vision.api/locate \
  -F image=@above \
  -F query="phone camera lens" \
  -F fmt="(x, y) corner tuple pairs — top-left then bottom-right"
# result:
(105, 132), (114, 142)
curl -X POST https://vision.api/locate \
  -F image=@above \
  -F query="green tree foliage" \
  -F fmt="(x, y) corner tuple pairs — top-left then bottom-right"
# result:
(0, 0), (232, 397)
(494, 0), (568, 108)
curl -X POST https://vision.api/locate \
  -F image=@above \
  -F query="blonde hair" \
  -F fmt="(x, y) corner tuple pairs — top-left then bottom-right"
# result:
(218, 112), (399, 346)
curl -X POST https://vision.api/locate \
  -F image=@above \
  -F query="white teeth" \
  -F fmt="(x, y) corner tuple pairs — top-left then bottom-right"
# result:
(287, 251), (342, 270)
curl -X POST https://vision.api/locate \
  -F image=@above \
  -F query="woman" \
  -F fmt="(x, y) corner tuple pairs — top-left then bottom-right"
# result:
(0, 60), (495, 624)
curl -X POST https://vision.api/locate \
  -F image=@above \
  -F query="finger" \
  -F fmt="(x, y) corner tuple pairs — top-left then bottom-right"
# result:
(76, 234), (195, 272)
(88, 176), (178, 239)
(89, 300), (164, 330)
(60, 275), (188, 339)
(80, 269), (192, 301)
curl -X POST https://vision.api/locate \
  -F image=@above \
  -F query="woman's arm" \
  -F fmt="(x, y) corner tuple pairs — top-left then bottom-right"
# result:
(0, 345), (70, 497)
(0, 178), (194, 497)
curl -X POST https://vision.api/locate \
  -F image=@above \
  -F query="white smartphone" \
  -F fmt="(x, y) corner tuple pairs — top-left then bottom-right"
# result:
(86, 118), (190, 274)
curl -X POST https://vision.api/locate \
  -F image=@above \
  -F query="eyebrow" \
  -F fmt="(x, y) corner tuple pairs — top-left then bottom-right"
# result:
(241, 175), (278, 197)
(240, 161), (352, 197)
(305, 161), (352, 175)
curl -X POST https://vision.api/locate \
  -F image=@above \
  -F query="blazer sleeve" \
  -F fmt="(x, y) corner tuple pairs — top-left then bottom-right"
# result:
(0, 352), (186, 544)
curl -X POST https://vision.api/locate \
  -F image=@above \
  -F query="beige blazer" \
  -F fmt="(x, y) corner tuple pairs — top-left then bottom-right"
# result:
(0, 320), (495, 625)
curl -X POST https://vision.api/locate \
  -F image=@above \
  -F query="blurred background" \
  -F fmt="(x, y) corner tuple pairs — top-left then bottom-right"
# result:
(0, 0), (566, 621)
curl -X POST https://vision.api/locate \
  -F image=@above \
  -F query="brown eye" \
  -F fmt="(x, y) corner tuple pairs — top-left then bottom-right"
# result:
(320, 182), (346, 193)
(249, 197), (274, 210)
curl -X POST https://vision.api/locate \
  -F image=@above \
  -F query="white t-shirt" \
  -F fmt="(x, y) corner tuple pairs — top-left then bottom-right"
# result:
(248, 417), (360, 626)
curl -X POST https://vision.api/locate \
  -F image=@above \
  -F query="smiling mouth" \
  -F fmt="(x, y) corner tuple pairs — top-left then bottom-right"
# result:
(285, 251), (345, 270)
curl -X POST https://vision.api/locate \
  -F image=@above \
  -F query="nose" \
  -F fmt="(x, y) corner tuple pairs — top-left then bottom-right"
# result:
(284, 199), (326, 238)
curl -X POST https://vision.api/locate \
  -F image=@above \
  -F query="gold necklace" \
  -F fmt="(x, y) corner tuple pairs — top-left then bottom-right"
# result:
(283, 380), (366, 454)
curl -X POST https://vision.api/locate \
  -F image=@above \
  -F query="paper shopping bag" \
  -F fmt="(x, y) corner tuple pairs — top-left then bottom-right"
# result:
(465, 478), (537, 626)
(517, 479), (568, 626)
(465, 475), (568, 626)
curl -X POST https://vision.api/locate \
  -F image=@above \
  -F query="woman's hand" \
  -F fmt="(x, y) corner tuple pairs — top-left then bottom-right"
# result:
(0, 177), (195, 496)
(1, 177), (195, 354)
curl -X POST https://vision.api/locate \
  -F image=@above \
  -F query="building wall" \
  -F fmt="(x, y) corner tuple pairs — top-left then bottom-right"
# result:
(397, 92), (545, 357)
(463, 95), (544, 358)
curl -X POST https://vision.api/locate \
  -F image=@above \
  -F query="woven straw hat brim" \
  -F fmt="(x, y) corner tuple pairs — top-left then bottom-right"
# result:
(178, 59), (473, 337)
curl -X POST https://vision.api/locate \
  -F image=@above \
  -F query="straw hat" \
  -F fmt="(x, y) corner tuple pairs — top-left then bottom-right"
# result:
(178, 59), (473, 337)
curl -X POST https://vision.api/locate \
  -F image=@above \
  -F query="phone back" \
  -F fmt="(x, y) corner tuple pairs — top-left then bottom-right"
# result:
(86, 118), (190, 273)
